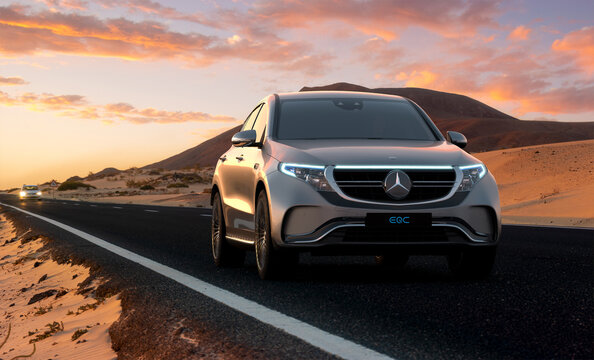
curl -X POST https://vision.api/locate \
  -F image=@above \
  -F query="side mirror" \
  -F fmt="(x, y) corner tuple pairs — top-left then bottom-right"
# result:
(446, 131), (467, 149)
(231, 130), (257, 147)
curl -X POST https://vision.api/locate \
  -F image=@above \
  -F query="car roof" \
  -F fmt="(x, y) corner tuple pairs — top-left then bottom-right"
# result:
(275, 90), (408, 102)
(22, 184), (38, 187)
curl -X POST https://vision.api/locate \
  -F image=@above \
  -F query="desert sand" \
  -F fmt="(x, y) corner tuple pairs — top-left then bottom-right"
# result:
(36, 169), (212, 208)
(475, 139), (594, 227)
(0, 215), (120, 359)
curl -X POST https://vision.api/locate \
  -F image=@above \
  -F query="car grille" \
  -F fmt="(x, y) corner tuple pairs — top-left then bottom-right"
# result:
(333, 168), (456, 203)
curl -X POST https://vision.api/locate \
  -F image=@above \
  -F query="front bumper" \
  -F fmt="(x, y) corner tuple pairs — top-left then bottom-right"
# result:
(265, 169), (501, 252)
(19, 194), (41, 199)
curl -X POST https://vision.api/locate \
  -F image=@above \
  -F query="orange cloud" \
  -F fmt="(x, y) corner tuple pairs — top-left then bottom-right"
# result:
(508, 25), (531, 40)
(396, 70), (438, 88)
(244, 0), (502, 40)
(0, 90), (236, 124)
(0, 75), (26, 85)
(39, 0), (88, 11)
(0, 5), (315, 71)
(552, 27), (594, 73)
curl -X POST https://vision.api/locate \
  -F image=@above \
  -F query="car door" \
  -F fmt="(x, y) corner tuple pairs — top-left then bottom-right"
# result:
(220, 104), (262, 236)
(232, 102), (269, 235)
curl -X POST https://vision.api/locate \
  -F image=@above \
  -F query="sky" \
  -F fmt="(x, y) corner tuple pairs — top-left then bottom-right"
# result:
(0, 0), (593, 188)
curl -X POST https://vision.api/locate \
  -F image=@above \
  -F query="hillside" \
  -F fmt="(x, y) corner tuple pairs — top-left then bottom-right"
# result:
(143, 126), (241, 170)
(143, 83), (594, 170)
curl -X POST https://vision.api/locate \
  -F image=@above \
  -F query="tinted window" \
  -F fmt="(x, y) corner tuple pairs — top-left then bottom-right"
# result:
(276, 98), (437, 140)
(241, 104), (262, 131)
(23, 185), (38, 190)
(252, 103), (269, 142)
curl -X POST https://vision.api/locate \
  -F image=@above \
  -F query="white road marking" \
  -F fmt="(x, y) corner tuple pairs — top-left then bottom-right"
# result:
(113, 206), (123, 209)
(73, 203), (80, 206)
(0, 202), (393, 360)
(62, 202), (67, 204)
(200, 214), (212, 217)
(144, 209), (159, 213)
(90, 204), (98, 207)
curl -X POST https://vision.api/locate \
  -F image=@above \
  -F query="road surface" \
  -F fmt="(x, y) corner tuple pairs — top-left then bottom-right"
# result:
(1, 195), (592, 359)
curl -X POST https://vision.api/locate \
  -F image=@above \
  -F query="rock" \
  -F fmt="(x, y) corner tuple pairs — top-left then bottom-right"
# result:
(27, 289), (58, 305)
(33, 261), (43, 268)
(38, 274), (48, 283)
(55, 290), (68, 299)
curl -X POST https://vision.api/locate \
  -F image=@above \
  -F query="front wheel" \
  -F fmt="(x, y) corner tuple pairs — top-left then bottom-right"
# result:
(211, 192), (245, 267)
(255, 191), (296, 279)
(448, 246), (497, 279)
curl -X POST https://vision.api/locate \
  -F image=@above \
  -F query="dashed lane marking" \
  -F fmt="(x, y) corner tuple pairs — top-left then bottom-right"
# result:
(144, 209), (159, 213)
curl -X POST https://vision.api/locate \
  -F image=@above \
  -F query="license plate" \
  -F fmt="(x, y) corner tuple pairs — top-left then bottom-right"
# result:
(365, 213), (432, 229)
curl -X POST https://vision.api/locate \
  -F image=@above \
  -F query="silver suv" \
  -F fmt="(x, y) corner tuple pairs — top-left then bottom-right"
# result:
(211, 91), (500, 279)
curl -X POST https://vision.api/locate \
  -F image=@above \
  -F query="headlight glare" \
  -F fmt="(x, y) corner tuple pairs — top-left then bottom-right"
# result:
(19, 191), (26, 197)
(458, 164), (487, 191)
(37, 191), (42, 196)
(280, 163), (333, 191)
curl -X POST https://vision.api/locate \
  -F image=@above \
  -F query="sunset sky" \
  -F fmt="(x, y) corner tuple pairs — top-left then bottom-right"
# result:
(1, 0), (593, 188)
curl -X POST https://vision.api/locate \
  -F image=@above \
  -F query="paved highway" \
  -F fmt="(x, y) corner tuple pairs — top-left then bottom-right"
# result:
(1, 195), (592, 359)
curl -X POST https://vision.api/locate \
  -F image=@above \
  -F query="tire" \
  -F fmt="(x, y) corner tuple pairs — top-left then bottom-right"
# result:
(211, 192), (245, 267)
(255, 191), (296, 280)
(375, 254), (409, 270)
(448, 246), (496, 279)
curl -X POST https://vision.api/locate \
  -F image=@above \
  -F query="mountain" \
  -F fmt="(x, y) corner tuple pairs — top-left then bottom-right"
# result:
(143, 82), (594, 169)
(142, 126), (241, 170)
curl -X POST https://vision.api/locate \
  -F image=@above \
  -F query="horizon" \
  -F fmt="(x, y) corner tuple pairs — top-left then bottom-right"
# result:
(1, 0), (593, 188)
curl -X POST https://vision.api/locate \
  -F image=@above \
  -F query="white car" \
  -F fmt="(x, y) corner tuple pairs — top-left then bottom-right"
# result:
(19, 185), (42, 200)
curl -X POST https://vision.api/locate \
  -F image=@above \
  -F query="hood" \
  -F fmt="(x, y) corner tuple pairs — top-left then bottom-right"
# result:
(266, 139), (480, 167)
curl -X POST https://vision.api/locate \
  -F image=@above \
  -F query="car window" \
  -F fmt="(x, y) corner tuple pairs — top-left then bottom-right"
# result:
(23, 185), (38, 190)
(241, 104), (262, 131)
(276, 98), (437, 141)
(252, 102), (268, 142)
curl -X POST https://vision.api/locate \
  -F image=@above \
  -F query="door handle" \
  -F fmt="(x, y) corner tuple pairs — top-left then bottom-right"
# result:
(219, 155), (227, 162)
(236, 156), (244, 161)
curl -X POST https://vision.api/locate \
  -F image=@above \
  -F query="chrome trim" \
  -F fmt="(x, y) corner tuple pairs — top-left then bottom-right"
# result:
(335, 165), (454, 170)
(431, 223), (487, 242)
(287, 224), (365, 244)
(226, 235), (254, 244)
(326, 165), (463, 206)
(286, 221), (488, 244)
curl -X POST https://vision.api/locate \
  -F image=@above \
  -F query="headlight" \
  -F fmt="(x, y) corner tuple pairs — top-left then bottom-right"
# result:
(457, 164), (487, 191)
(37, 191), (42, 196)
(20, 191), (26, 196)
(279, 163), (333, 191)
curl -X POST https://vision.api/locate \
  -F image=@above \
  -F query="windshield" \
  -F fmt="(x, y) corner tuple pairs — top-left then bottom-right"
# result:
(23, 185), (38, 190)
(276, 98), (438, 140)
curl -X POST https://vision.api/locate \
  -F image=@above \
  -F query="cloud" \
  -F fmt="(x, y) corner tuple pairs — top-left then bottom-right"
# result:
(0, 5), (315, 71)
(395, 70), (438, 88)
(38, 0), (88, 11)
(243, 0), (503, 40)
(508, 25), (531, 41)
(552, 27), (594, 73)
(357, 34), (594, 116)
(0, 90), (236, 124)
(0, 75), (27, 85)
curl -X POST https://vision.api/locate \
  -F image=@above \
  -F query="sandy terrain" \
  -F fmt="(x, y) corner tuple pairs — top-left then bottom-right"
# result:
(0, 215), (120, 359)
(475, 139), (594, 227)
(34, 169), (213, 208)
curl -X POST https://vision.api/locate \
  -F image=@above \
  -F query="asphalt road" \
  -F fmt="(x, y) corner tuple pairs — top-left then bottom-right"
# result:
(1, 194), (592, 359)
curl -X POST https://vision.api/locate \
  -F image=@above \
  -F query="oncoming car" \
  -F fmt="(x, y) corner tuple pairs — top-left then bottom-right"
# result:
(211, 91), (501, 279)
(19, 184), (42, 200)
